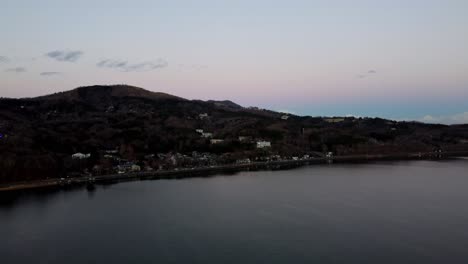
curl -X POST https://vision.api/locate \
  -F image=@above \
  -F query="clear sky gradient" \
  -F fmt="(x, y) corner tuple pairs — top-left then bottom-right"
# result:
(1, 0), (467, 123)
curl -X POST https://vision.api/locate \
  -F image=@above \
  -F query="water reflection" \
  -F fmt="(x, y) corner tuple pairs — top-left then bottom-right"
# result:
(2, 160), (468, 264)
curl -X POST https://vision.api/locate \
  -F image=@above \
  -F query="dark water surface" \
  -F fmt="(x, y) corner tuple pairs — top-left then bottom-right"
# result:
(2, 160), (468, 264)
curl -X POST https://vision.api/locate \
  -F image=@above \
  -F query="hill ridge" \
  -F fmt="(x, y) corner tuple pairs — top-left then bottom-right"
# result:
(35, 84), (186, 103)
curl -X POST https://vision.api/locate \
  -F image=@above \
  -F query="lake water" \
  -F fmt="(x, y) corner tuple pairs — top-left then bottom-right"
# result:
(2, 160), (468, 264)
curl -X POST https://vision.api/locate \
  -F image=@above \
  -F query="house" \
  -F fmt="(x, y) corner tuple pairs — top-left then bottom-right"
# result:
(256, 141), (271, 148)
(236, 158), (251, 164)
(144, 154), (155, 159)
(117, 162), (132, 172)
(106, 106), (115, 113)
(195, 129), (204, 134)
(281, 115), (289, 120)
(105, 149), (119, 154)
(117, 162), (140, 173)
(201, 132), (213, 138)
(324, 118), (345, 123)
(199, 113), (209, 119)
(238, 136), (252, 142)
(157, 153), (168, 159)
(72, 153), (91, 159)
(103, 154), (119, 160)
(270, 155), (282, 161)
(210, 139), (224, 144)
(92, 165), (102, 174)
(169, 155), (177, 166)
(131, 164), (141, 172)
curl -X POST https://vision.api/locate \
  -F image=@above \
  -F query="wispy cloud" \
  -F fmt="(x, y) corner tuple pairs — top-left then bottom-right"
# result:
(5, 67), (26, 73)
(356, 69), (377, 79)
(46, 50), (83, 62)
(97, 59), (168, 72)
(0, 56), (9, 63)
(40, 71), (62, 76)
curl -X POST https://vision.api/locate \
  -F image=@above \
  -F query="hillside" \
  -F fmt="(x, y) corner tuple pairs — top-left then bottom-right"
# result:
(0, 85), (467, 183)
(35, 85), (185, 106)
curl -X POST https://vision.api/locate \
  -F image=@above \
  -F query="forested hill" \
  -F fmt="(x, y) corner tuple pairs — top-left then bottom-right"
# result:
(0, 85), (467, 183)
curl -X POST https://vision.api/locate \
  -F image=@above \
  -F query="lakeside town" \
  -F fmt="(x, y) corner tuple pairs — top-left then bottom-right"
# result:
(4, 148), (466, 193)
(68, 113), (329, 177)
(1, 85), (468, 186)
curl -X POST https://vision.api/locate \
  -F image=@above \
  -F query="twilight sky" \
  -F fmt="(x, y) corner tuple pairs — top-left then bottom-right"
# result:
(1, 0), (468, 124)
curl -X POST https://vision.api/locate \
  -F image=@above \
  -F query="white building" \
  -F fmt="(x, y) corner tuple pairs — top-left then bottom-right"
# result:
(199, 113), (209, 119)
(106, 106), (115, 113)
(210, 139), (224, 144)
(195, 129), (204, 134)
(201, 132), (213, 138)
(72, 153), (91, 160)
(256, 141), (271, 148)
(103, 154), (118, 160)
(117, 162), (141, 173)
(238, 136), (251, 142)
(281, 115), (289, 120)
(236, 158), (251, 164)
(131, 164), (141, 172)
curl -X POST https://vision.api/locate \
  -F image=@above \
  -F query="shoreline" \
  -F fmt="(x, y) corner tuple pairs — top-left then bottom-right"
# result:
(1, 151), (468, 193)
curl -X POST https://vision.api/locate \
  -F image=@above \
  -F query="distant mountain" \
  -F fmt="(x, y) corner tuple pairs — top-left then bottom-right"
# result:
(0, 85), (467, 183)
